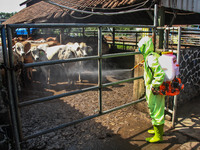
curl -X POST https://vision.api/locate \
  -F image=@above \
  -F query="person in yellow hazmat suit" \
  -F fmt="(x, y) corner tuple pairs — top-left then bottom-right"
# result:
(137, 35), (165, 143)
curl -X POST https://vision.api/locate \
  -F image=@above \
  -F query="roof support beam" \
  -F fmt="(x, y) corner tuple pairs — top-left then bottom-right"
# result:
(169, 11), (177, 27)
(158, 6), (165, 49)
(146, 10), (154, 21)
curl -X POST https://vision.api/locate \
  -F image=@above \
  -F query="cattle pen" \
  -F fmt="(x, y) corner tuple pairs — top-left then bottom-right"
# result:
(0, 9), (195, 150)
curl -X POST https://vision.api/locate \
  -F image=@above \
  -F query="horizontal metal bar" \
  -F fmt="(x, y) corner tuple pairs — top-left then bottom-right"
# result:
(157, 27), (200, 35)
(24, 52), (139, 68)
(102, 52), (141, 59)
(102, 30), (152, 34)
(157, 27), (179, 30)
(103, 97), (146, 114)
(23, 97), (146, 140)
(23, 113), (99, 140)
(165, 107), (173, 114)
(102, 76), (143, 88)
(19, 75), (144, 107)
(182, 27), (200, 32)
(7, 23), (155, 29)
(166, 31), (200, 35)
(19, 86), (99, 107)
(23, 55), (99, 68)
(181, 31), (200, 35)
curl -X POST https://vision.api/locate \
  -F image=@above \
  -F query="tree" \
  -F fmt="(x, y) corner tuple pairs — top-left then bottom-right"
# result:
(0, 12), (17, 19)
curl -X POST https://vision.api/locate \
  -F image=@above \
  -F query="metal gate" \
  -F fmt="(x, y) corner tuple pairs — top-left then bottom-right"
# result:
(1, 23), (154, 149)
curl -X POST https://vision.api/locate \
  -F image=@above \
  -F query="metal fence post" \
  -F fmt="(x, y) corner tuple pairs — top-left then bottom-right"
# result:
(153, 4), (158, 51)
(98, 26), (103, 114)
(6, 25), (23, 147)
(1, 25), (21, 150)
(172, 27), (181, 128)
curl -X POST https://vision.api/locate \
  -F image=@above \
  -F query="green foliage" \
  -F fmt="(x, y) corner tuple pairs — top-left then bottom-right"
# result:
(0, 12), (17, 19)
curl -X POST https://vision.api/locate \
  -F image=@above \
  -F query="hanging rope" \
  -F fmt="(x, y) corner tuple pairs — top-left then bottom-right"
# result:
(42, 0), (153, 16)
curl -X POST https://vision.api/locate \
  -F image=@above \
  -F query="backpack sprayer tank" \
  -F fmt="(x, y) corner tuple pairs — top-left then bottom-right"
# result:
(158, 52), (179, 82)
(131, 51), (184, 96)
(158, 52), (184, 96)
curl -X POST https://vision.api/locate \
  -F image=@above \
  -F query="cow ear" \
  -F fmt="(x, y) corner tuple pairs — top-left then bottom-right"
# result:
(76, 47), (81, 51)
(39, 49), (46, 56)
(12, 45), (16, 51)
(87, 46), (92, 52)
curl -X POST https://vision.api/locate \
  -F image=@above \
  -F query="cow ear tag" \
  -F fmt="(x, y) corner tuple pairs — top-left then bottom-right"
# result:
(39, 50), (45, 56)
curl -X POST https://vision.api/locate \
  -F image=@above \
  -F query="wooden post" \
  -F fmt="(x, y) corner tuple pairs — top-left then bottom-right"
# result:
(60, 28), (64, 44)
(27, 28), (30, 38)
(112, 27), (115, 49)
(132, 49), (148, 113)
(133, 49), (145, 100)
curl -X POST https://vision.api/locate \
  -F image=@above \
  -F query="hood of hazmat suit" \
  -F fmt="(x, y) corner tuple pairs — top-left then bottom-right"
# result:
(137, 36), (165, 126)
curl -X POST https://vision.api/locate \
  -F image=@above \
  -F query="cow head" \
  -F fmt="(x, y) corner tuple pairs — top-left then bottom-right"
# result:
(27, 46), (46, 61)
(29, 46), (39, 61)
(78, 42), (92, 57)
(13, 42), (25, 57)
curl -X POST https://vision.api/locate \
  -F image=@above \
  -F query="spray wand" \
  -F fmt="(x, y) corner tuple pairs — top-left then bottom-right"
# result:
(131, 60), (144, 71)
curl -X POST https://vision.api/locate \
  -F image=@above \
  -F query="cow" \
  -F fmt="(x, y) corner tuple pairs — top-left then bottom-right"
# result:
(9, 41), (33, 82)
(28, 45), (69, 84)
(27, 46), (51, 84)
(20, 41), (33, 81)
(28, 42), (91, 85)
(65, 42), (91, 82)
(0, 46), (24, 92)
(57, 47), (77, 85)
(44, 44), (77, 84)
(74, 42), (91, 82)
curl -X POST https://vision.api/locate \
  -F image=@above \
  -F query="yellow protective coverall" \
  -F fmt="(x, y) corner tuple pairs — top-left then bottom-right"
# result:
(137, 36), (165, 142)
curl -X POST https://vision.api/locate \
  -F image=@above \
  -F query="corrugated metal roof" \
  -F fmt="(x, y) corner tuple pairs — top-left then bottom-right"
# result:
(160, 0), (200, 13)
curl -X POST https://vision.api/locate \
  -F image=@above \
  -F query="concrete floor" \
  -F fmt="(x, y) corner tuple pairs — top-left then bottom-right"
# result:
(140, 96), (200, 150)
(102, 96), (200, 150)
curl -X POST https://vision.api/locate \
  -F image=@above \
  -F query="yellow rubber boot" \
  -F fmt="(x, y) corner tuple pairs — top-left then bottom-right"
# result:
(146, 124), (164, 143)
(148, 128), (164, 135)
(148, 129), (155, 134)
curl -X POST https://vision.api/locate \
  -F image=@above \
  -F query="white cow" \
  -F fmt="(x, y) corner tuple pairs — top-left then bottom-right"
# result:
(65, 42), (92, 82)
(28, 46), (51, 84)
(29, 42), (92, 84)
(28, 45), (74, 84)
(57, 48), (77, 85)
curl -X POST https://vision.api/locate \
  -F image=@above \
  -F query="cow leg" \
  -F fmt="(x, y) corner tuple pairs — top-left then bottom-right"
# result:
(16, 70), (22, 92)
(47, 67), (50, 84)
(78, 72), (81, 83)
(27, 68), (32, 81)
(40, 66), (50, 84)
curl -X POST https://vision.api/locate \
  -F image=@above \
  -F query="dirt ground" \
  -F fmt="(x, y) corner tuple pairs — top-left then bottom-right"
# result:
(17, 68), (199, 150)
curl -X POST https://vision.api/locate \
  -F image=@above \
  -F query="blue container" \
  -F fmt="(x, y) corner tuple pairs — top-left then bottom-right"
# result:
(15, 28), (36, 35)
